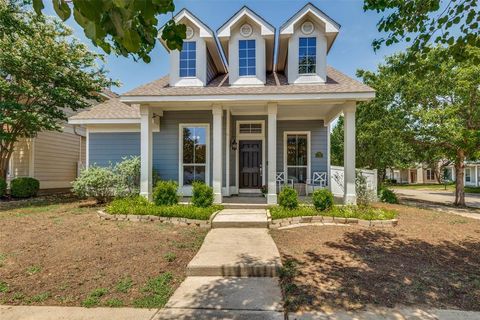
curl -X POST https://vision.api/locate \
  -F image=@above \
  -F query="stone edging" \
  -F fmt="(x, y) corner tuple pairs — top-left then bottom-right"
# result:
(97, 210), (214, 228)
(268, 213), (398, 229)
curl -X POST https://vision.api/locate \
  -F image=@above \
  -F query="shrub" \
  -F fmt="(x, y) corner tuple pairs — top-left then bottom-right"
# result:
(153, 180), (179, 206)
(114, 156), (140, 197)
(0, 177), (6, 197)
(355, 171), (375, 207)
(312, 189), (334, 211)
(10, 177), (40, 198)
(72, 166), (117, 204)
(191, 181), (214, 208)
(379, 187), (398, 204)
(278, 187), (298, 210)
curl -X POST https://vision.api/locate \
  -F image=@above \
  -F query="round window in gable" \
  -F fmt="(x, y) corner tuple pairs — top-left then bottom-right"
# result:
(301, 21), (314, 35)
(240, 23), (253, 37)
(186, 26), (194, 40)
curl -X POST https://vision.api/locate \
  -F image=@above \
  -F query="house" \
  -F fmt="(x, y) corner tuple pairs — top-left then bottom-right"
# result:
(386, 166), (438, 184)
(7, 90), (117, 191)
(68, 4), (375, 204)
(445, 161), (480, 187)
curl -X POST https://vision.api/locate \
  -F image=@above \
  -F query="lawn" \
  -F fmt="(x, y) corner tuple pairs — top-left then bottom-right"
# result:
(391, 183), (480, 193)
(0, 195), (208, 308)
(271, 203), (480, 312)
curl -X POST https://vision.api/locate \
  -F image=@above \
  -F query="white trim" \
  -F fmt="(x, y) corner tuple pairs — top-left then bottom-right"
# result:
(69, 119), (140, 125)
(120, 92), (376, 103)
(239, 188), (262, 194)
(327, 123), (331, 191)
(28, 138), (35, 177)
(235, 120), (266, 191)
(178, 123), (211, 193)
(225, 108), (231, 196)
(86, 124), (142, 133)
(86, 128), (90, 168)
(283, 131), (311, 183)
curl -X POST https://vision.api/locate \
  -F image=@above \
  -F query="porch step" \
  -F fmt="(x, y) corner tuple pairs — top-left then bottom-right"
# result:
(187, 228), (282, 277)
(222, 203), (269, 209)
(212, 209), (268, 228)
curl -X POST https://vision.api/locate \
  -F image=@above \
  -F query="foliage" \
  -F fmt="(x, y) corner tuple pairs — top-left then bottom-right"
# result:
(191, 181), (214, 208)
(312, 189), (334, 211)
(72, 166), (117, 204)
(114, 156), (140, 197)
(81, 288), (108, 308)
(278, 187), (299, 210)
(32, 0), (185, 63)
(115, 277), (133, 294)
(269, 205), (397, 221)
(0, 177), (6, 197)
(364, 0), (480, 62)
(106, 196), (221, 220)
(134, 272), (174, 308)
(10, 177), (39, 198)
(379, 187), (398, 204)
(0, 3), (114, 180)
(152, 180), (179, 206)
(356, 171), (375, 207)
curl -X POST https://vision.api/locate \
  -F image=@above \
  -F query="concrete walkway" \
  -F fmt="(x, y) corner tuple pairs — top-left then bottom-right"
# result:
(156, 208), (284, 319)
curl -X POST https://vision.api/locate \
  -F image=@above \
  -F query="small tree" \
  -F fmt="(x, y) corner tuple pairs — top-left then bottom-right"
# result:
(0, 4), (114, 180)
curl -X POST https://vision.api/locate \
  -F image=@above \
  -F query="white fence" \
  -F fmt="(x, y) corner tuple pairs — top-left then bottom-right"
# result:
(330, 166), (378, 197)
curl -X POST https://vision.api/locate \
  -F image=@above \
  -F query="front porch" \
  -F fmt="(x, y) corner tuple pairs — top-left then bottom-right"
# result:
(137, 100), (358, 205)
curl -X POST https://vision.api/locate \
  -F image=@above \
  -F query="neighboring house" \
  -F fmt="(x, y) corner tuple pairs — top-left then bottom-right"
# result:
(386, 166), (438, 184)
(444, 161), (480, 187)
(68, 4), (375, 204)
(7, 90), (117, 190)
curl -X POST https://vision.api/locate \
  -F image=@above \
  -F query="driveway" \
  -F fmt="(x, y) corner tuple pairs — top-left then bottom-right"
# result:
(392, 188), (480, 208)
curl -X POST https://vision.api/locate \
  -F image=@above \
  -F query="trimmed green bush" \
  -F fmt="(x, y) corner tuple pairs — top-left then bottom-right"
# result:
(278, 187), (298, 210)
(0, 177), (6, 197)
(114, 156), (140, 197)
(73, 166), (117, 204)
(106, 196), (221, 220)
(379, 187), (398, 204)
(312, 189), (334, 211)
(191, 182), (214, 208)
(269, 205), (397, 221)
(153, 180), (179, 206)
(10, 177), (39, 198)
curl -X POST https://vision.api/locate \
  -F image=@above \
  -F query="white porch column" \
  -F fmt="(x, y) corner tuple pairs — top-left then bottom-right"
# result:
(140, 105), (153, 201)
(225, 107), (231, 196)
(343, 102), (356, 204)
(267, 103), (277, 204)
(212, 105), (223, 204)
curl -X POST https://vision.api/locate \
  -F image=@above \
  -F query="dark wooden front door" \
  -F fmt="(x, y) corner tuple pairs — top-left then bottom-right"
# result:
(239, 140), (262, 189)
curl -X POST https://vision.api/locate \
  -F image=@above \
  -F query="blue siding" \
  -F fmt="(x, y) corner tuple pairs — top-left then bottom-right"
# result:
(89, 132), (140, 167)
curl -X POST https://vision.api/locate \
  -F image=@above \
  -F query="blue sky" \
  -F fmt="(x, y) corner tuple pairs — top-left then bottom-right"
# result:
(44, 0), (406, 94)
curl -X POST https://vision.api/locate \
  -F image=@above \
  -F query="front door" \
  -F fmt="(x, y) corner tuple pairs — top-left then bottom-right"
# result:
(239, 140), (262, 189)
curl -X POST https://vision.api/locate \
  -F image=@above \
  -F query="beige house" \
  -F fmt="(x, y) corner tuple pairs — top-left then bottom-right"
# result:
(387, 166), (438, 184)
(7, 91), (117, 190)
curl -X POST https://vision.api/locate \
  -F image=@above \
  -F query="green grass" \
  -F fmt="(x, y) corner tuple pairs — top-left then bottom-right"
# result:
(29, 292), (50, 303)
(26, 265), (41, 275)
(0, 253), (6, 267)
(0, 281), (8, 293)
(163, 252), (177, 262)
(133, 272), (174, 308)
(115, 276), (133, 293)
(106, 196), (222, 220)
(390, 183), (480, 194)
(105, 298), (123, 307)
(270, 205), (397, 221)
(81, 288), (108, 308)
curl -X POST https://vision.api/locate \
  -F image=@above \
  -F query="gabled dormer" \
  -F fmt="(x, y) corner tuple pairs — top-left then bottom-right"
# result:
(217, 7), (275, 86)
(277, 3), (340, 84)
(160, 9), (226, 87)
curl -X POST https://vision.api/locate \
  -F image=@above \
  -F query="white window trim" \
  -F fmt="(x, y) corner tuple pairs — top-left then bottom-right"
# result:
(235, 120), (266, 192)
(179, 41), (197, 79)
(283, 131), (311, 183)
(465, 167), (471, 182)
(178, 123), (210, 188)
(238, 39), (256, 78)
(298, 36), (317, 76)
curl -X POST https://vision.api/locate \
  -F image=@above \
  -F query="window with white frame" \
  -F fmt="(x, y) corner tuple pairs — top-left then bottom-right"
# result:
(181, 125), (208, 185)
(239, 123), (262, 134)
(179, 41), (196, 77)
(239, 40), (256, 76)
(299, 37), (316, 74)
(465, 168), (471, 182)
(426, 169), (435, 180)
(285, 133), (309, 183)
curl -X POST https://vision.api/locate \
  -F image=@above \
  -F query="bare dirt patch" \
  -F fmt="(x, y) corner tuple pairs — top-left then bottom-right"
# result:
(271, 203), (480, 312)
(0, 195), (208, 307)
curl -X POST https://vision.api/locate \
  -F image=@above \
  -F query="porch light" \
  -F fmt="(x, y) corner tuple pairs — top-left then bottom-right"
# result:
(231, 138), (238, 151)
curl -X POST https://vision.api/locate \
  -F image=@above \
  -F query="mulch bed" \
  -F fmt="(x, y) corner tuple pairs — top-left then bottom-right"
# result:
(271, 203), (480, 312)
(0, 195), (208, 307)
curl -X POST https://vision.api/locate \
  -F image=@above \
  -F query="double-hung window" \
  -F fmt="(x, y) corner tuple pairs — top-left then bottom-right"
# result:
(298, 37), (316, 74)
(239, 40), (256, 76)
(466, 168), (471, 182)
(180, 41), (196, 77)
(181, 125), (208, 185)
(285, 133), (309, 183)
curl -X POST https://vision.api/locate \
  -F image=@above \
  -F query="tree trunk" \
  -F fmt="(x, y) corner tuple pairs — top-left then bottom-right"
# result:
(454, 150), (466, 207)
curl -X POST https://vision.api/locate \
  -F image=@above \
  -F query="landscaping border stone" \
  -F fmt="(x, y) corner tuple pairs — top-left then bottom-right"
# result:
(268, 211), (397, 229)
(97, 210), (214, 228)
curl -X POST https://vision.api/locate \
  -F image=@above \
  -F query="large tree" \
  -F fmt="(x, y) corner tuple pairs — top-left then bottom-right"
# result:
(0, 3), (114, 179)
(31, 0), (186, 62)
